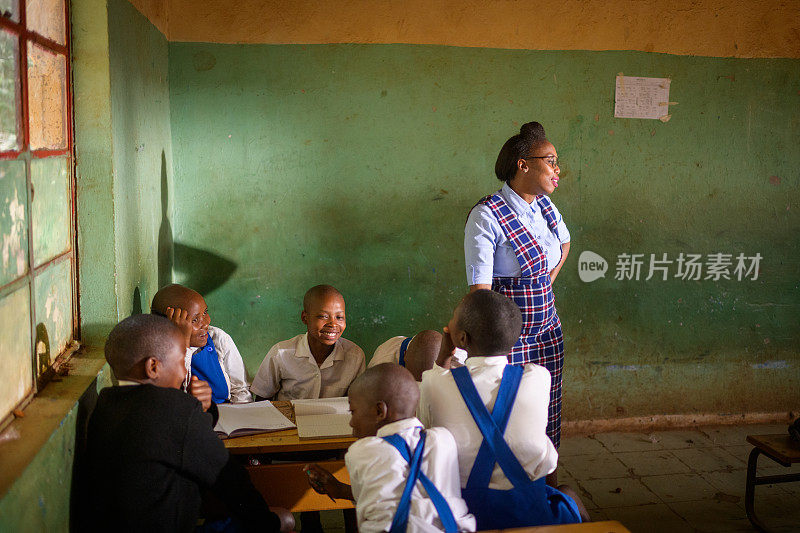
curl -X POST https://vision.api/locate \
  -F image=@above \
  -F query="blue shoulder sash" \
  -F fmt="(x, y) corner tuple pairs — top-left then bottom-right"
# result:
(190, 334), (229, 404)
(381, 430), (458, 533)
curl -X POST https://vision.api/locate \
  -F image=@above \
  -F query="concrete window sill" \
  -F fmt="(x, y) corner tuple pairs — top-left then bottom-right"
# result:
(0, 347), (108, 500)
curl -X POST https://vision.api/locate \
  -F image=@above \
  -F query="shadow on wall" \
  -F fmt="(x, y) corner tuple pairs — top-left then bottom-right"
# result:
(158, 151), (173, 290)
(34, 323), (50, 378)
(69, 365), (112, 531)
(131, 286), (143, 315)
(156, 149), (237, 303)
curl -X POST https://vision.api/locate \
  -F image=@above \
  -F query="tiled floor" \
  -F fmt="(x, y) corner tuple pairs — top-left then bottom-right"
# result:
(559, 423), (800, 532)
(315, 423), (800, 532)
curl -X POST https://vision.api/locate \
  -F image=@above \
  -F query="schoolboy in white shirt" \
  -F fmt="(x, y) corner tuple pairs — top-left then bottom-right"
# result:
(419, 290), (588, 530)
(370, 331), (468, 381)
(305, 363), (475, 533)
(250, 285), (365, 400)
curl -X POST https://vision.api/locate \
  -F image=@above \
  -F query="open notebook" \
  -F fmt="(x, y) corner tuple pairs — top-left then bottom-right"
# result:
(291, 397), (353, 440)
(214, 401), (295, 438)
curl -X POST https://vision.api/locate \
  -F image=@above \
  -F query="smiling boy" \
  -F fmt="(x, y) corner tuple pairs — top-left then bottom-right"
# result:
(250, 284), (365, 400)
(152, 284), (252, 404)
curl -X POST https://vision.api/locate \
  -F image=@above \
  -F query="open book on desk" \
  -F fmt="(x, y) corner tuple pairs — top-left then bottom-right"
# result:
(291, 397), (353, 440)
(214, 401), (296, 439)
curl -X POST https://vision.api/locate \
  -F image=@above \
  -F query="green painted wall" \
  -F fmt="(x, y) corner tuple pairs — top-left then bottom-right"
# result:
(169, 43), (800, 418)
(0, 408), (78, 532)
(75, 0), (171, 343)
(108, 0), (173, 320)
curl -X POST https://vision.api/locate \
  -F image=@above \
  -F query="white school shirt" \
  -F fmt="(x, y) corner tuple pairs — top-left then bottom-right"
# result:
(418, 356), (558, 490)
(249, 333), (365, 400)
(369, 336), (467, 368)
(184, 326), (252, 403)
(346, 417), (476, 533)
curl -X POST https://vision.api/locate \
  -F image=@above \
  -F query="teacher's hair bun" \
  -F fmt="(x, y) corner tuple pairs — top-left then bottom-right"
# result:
(520, 121), (546, 139)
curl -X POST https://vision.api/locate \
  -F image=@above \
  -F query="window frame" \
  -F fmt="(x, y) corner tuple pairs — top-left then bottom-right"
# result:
(0, 0), (78, 427)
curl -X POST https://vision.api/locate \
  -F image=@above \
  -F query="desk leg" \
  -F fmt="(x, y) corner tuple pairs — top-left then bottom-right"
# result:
(745, 447), (768, 533)
(343, 508), (357, 533)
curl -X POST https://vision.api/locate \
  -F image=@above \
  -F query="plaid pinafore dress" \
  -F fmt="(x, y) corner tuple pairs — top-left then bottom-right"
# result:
(473, 192), (565, 448)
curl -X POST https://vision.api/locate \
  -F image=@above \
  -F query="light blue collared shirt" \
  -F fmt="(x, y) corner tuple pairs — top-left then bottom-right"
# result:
(464, 183), (570, 285)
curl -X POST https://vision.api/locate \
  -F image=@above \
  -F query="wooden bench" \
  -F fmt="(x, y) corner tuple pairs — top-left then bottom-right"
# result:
(479, 520), (629, 532)
(745, 434), (800, 532)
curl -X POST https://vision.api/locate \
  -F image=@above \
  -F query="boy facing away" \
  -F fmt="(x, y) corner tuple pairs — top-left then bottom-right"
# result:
(369, 330), (466, 381)
(418, 290), (588, 530)
(250, 284), (365, 400)
(305, 363), (476, 533)
(84, 314), (292, 532)
(152, 283), (252, 403)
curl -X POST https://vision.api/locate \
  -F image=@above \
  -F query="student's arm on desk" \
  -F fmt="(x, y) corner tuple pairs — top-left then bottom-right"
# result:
(304, 464), (354, 502)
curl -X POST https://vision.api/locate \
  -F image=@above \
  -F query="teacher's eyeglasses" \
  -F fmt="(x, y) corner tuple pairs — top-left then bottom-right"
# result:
(524, 156), (559, 169)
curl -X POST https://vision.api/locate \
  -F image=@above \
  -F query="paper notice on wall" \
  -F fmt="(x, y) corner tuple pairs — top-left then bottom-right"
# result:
(614, 76), (671, 119)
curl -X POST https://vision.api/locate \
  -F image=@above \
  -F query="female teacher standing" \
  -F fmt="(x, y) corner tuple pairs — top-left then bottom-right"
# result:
(464, 122), (571, 453)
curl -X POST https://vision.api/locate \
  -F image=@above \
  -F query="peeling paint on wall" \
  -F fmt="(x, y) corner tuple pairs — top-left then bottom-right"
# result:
(30, 156), (70, 267)
(0, 161), (29, 285)
(0, 286), (33, 420)
(2, 189), (26, 274)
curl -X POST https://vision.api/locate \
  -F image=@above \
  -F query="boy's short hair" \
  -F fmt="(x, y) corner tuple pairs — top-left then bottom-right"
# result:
(457, 290), (522, 356)
(105, 314), (182, 378)
(351, 363), (419, 418)
(302, 284), (343, 311)
(150, 283), (195, 315)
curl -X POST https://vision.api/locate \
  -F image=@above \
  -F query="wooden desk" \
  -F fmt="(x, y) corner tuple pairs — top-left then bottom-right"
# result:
(480, 521), (629, 532)
(223, 401), (357, 512)
(745, 434), (800, 532)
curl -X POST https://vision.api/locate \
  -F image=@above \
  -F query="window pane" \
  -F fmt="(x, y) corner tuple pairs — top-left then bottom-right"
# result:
(0, 160), (27, 286)
(0, 0), (19, 22)
(25, 0), (65, 45)
(27, 43), (66, 150)
(0, 284), (32, 417)
(31, 156), (69, 266)
(34, 259), (71, 371)
(0, 29), (19, 151)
